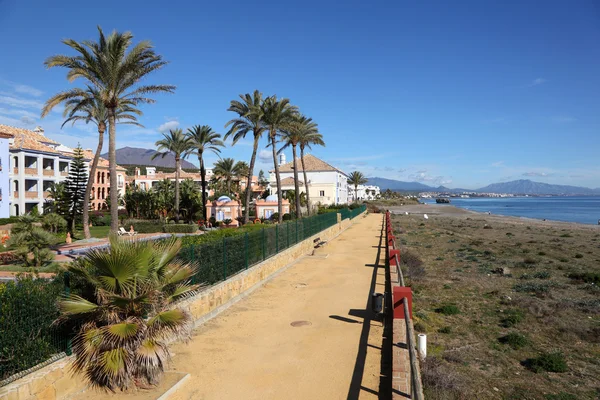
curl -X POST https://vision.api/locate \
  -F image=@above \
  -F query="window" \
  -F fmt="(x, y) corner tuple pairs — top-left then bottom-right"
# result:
(320, 190), (325, 197)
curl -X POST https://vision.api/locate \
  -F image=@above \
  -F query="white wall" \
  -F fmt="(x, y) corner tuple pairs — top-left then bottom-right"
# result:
(0, 138), (10, 218)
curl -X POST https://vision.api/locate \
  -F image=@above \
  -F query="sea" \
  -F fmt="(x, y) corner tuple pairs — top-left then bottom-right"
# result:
(420, 196), (600, 225)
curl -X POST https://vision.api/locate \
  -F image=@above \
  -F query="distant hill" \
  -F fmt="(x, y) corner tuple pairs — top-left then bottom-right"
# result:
(367, 177), (600, 195)
(477, 179), (600, 195)
(366, 177), (435, 191)
(102, 147), (198, 170)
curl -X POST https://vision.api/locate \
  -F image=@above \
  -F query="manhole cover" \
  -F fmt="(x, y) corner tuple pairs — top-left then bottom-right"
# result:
(290, 320), (312, 327)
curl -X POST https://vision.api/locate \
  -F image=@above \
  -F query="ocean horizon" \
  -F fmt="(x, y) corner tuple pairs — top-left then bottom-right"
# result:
(420, 196), (600, 225)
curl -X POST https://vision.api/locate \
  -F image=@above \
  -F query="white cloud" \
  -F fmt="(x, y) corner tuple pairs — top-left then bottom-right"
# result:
(0, 107), (39, 119)
(20, 116), (36, 125)
(258, 149), (271, 163)
(0, 80), (43, 97)
(408, 171), (451, 186)
(492, 161), (504, 167)
(529, 78), (546, 87)
(522, 172), (551, 177)
(158, 120), (179, 133)
(0, 95), (44, 109)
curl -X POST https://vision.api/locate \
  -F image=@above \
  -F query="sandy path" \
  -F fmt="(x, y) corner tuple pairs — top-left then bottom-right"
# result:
(161, 213), (386, 400)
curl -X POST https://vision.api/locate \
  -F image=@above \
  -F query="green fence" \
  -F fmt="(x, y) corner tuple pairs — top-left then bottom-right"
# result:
(181, 211), (340, 285)
(340, 204), (367, 221)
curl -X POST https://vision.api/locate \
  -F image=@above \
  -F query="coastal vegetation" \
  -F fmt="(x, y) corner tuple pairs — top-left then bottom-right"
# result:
(389, 208), (600, 399)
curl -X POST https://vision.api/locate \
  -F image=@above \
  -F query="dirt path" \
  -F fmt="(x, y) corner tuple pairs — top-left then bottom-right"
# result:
(159, 213), (386, 400)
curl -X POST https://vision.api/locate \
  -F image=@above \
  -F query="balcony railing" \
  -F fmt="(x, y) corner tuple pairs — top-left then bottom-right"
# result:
(13, 191), (18, 199)
(43, 191), (51, 199)
(60, 171), (69, 176)
(43, 169), (55, 176)
(13, 167), (18, 175)
(25, 191), (39, 199)
(24, 168), (38, 175)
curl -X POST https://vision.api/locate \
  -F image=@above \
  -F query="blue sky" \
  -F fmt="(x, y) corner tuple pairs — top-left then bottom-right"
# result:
(0, 0), (599, 189)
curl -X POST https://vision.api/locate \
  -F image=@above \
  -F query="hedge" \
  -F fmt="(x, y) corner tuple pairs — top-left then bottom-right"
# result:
(0, 216), (20, 226)
(123, 220), (163, 233)
(163, 224), (198, 234)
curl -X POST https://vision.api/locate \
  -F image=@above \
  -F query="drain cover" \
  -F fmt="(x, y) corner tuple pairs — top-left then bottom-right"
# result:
(290, 320), (312, 327)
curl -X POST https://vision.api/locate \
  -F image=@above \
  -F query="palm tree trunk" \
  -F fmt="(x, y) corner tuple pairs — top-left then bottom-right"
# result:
(244, 135), (260, 224)
(270, 130), (283, 223)
(291, 144), (302, 219)
(107, 109), (118, 234)
(175, 155), (180, 223)
(82, 125), (104, 239)
(300, 145), (310, 216)
(199, 154), (208, 222)
(355, 185), (358, 203)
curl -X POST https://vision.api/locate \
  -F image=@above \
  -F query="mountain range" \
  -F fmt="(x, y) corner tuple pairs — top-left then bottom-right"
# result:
(367, 177), (600, 196)
(101, 147), (198, 169)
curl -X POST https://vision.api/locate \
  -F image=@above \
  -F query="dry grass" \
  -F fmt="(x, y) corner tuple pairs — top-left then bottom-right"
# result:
(393, 212), (600, 399)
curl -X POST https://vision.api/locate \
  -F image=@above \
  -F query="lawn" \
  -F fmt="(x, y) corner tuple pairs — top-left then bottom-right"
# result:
(393, 213), (600, 399)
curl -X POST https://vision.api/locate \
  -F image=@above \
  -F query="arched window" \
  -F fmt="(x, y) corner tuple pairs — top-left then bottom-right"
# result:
(101, 187), (105, 199)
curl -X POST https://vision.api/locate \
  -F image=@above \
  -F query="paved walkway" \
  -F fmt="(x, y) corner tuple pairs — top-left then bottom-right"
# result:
(162, 213), (387, 400)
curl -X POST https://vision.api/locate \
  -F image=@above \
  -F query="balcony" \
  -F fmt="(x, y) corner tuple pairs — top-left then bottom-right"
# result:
(13, 167), (18, 175)
(60, 171), (69, 177)
(43, 191), (51, 199)
(43, 169), (55, 176)
(25, 168), (38, 175)
(25, 191), (39, 199)
(13, 191), (18, 199)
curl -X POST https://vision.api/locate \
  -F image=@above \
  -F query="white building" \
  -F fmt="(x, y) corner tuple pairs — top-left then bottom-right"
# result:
(0, 131), (14, 218)
(1, 125), (86, 216)
(270, 154), (348, 206)
(349, 184), (381, 202)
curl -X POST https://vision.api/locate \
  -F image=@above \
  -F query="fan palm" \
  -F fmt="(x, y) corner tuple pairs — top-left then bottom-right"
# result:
(297, 118), (324, 215)
(348, 171), (368, 203)
(43, 27), (175, 234)
(224, 90), (266, 224)
(185, 126), (224, 221)
(152, 129), (191, 223)
(53, 88), (142, 239)
(261, 96), (298, 223)
(55, 236), (199, 390)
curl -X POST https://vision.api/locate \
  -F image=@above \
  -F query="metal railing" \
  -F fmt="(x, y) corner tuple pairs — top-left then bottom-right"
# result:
(385, 211), (424, 400)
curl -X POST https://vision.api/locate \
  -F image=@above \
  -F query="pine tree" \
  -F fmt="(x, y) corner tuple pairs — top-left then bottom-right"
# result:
(64, 146), (88, 233)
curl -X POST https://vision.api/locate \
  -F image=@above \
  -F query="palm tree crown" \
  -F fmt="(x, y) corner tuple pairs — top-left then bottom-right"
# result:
(348, 171), (368, 202)
(225, 90), (266, 224)
(43, 26), (175, 234)
(185, 125), (224, 221)
(261, 96), (298, 223)
(213, 158), (248, 195)
(296, 116), (324, 215)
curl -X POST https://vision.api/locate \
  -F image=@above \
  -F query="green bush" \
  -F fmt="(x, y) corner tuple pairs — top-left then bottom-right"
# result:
(567, 272), (600, 284)
(533, 271), (551, 279)
(0, 276), (66, 380)
(501, 309), (525, 327)
(499, 332), (529, 349)
(544, 393), (577, 400)
(435, 304), (460, 315)
(0, 216), (20, 226)
(123, 219), (163, 233)
(438, 326), (452, 334)
(269, 212), (280, 221)
(524, 352), (568, 373)
(513, 282), (550, 294)
(163, 224), (197, 234)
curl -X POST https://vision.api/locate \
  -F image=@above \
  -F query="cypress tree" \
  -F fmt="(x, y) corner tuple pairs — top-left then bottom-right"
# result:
(65, 146), (88, 233)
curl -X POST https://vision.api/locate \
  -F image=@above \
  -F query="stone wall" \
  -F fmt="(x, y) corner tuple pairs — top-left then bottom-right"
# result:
(0, 212), (363, 400)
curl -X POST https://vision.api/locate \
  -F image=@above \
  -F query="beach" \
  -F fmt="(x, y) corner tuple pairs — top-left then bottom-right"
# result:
(377, 202), (600, 399)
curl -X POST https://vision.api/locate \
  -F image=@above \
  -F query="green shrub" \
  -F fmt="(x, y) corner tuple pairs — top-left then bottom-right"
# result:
(0, 216), (20, 226)
(567, 272), (600, 284)
(544, 393), (577, 400)
(435, 304), (460, 315)
(501, 309), (525, 327)
(533, 271), (551, 279)
(523, 257), (537, 265)
(282, 213), (293, 221)
(524, 352), (567, 373)
(499, 332), (529, 349)
(123, 219), (163, 233)
(574, 253), (583, 259)
(269, 212), (280, 221)
(438, 326), (452, 334)
(163, 224), (197, 234)
(0, 276), (65, 380)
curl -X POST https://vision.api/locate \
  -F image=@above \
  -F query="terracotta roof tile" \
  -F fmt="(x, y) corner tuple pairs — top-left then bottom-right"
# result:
(277, 154), (346, 175)
(0, 124), (64, 155)
(280, 176), (303, 185)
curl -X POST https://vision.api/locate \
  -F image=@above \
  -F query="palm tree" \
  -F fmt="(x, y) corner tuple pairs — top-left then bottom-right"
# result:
(297, 118), (324, 215)
(224, 90), (266, 224)
(152, 129), (191, 223)
(261, 96), (298, 223)
(50, 88), (142, 239)
(185, 125), (224, 221)
(213, 158), (248, 195)
(7, 215), (55, 267)
(44, 27), (175, 235)
(55, 236), (199, 390)
(348, 171), (368, 203)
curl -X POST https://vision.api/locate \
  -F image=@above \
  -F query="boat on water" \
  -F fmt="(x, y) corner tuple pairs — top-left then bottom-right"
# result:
(436, 198), (451, 204)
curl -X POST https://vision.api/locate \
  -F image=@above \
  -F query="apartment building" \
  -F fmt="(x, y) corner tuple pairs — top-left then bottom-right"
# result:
(270, 154), (348, 206)
(349, 184), (381, 202)
(126, 166), (214, 196)
(81, 150), (127, 211)
(1, 125), (80, 216)
(0, 131), (14, 218)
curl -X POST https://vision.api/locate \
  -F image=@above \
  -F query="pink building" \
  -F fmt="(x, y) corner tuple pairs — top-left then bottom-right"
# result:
(255, 195), (290, 220)
(206, 196), (242, 226)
